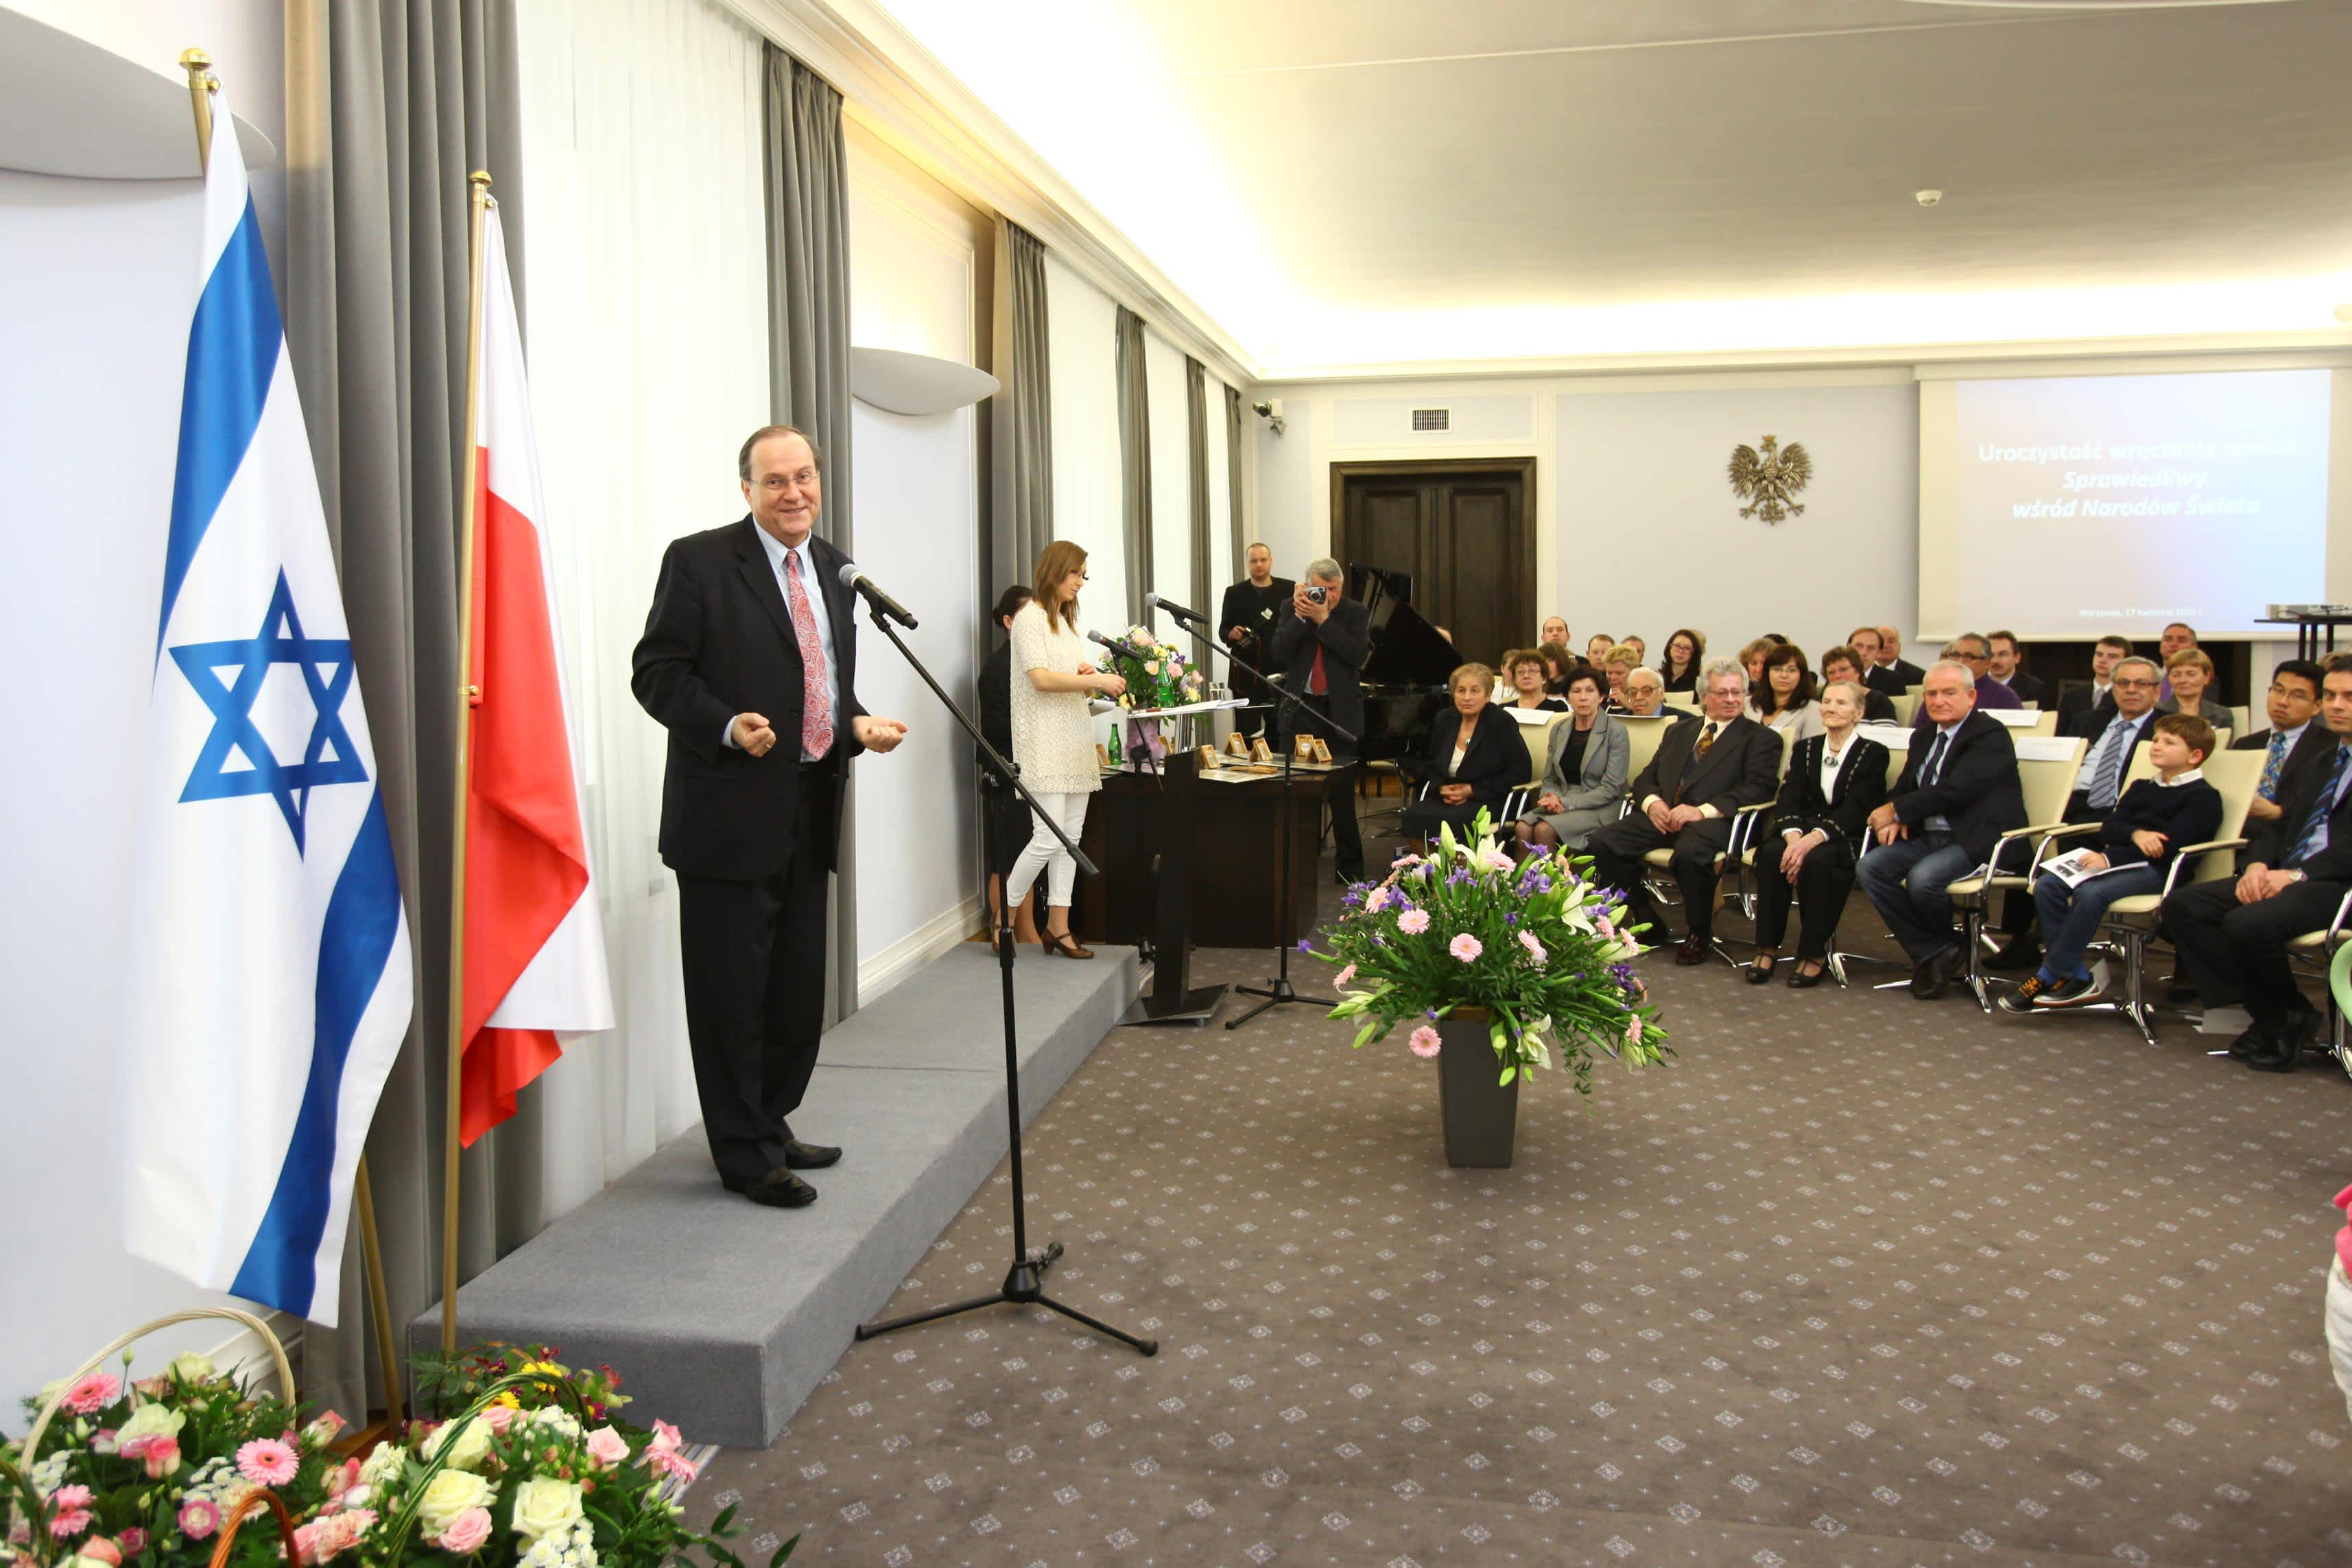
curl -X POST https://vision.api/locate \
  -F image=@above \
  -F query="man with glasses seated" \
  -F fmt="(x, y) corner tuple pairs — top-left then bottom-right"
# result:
(1988, 656), (2164, 971)
(1942, 633), (2023, 712)
(2161, 658), (2352, 1073)
(2232, 660), (2331, 833)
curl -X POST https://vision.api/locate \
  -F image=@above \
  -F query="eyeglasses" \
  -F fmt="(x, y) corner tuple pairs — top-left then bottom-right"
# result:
(2112, 677), (2157, 689)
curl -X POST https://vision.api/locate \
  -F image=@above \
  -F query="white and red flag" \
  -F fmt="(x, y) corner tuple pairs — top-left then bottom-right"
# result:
(459, 201), (613, 1145)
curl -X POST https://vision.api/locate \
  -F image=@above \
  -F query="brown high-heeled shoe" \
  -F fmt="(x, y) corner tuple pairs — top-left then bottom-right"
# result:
(1044, 932), (1095, 960)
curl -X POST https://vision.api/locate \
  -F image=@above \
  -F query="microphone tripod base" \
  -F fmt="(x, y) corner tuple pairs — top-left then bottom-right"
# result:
(1226, 976), (1335, 1028)
(855, 1242), (1159, 1357)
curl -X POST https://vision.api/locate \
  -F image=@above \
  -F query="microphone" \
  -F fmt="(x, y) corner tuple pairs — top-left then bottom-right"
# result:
(836, 561), (918, 630)
(1143, 591), (1208, 629)
(1088, 629), (1150, 663)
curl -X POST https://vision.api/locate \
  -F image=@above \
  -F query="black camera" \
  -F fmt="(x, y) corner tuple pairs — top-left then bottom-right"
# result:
(1305, 584), (1328, 605)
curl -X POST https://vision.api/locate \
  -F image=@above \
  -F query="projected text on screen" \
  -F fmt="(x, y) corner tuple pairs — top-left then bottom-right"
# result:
(1952, 369), (2329, 637)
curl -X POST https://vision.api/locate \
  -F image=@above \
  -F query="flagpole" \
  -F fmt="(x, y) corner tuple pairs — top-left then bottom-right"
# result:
(442, 169), (494, 1358)
(180, 46), (407, 1431)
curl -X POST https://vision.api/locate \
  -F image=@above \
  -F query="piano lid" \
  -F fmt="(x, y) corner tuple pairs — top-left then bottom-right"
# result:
(1356, 575), (1456, 689)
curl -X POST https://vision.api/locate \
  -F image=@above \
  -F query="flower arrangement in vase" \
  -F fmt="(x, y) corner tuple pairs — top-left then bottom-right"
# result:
(1309, 810), (1672, 1094)
(1106, 627), (1206, 714)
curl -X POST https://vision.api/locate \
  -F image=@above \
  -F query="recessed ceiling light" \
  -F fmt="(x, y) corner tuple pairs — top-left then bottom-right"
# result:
(1915, 189), (1944, 207)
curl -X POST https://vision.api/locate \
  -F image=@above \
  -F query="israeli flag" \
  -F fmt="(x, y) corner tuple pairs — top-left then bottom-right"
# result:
(119, 95), (413, 1325)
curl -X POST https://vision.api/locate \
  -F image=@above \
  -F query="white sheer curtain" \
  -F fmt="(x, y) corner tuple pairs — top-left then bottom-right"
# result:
(1143, 329), (1193, 616)
(1043, 254), (1127, 639)
(1205, 371), (1235, 606)
(516, 0), (770, 1221)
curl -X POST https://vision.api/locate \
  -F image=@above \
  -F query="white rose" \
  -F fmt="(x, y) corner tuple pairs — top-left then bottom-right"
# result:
(357, 1440), (407, 1490)
(116, 1403), (186, 1445)
(414, 1470), (495, 1539)
(423, 1416), (493, 1472)
(167, 1353), (216, 1383)
(509, 1477), (584, 1543)
(525, 1406), (582, 1441)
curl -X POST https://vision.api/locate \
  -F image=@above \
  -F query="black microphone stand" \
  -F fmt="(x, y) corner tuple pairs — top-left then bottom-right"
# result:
(851, 604), (1156, 1358)
(1156, 609), (1359, 1032)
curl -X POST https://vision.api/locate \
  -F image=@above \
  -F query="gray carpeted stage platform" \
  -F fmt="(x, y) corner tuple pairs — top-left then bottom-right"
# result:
(412, 942), (1139, 1448)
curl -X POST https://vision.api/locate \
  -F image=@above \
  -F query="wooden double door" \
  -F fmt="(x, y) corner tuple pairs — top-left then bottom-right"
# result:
(1331, 458), (1534, 670)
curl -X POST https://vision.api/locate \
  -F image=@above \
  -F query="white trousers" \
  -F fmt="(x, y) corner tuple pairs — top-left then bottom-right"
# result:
(2327, 1254), (2352, 1428)
(1004, 790), (1091, 910)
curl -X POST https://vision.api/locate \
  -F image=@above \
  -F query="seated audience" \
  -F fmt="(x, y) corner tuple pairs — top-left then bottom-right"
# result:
(2233, 659), (2329, 827)
(1587, 632), (1617, 666)
(2160, 657), (2352, 1072)
(1622, 667), (1668, 716)
(1541, 615), (1570, 648)
(1400, 663), (1526, 841)
(1986, 630), (2047, 705)
(980, 584), (1043, 946)
(2157, 647), (2227, 729)
(2057, 634), (2133, 728)
(1622, 634), (1648, 666)
(1501, 648), (1568, 712)
(1856, 661), (2028, 999)
(1748, 680), (1891, 989)
(1748, 642), (1825, 741)
(1586, 661), (1781, 966)
(1849, 626), (1905, 696)
(1999, 714), (2222, 1013)
(1738, 637), (1774, 689)
(1659, 628), (1706, 693)
(1602, 644), (1641, 711)
(1988, 654), (2165, 969)
(1818, 645), (1897, 723)
(1873, 624), (1927, 690)
(1537, 640), (1578, 695)
(1945, 633), (2023, 711)
(1514, 665), (1629, 853)
(2158, 621), (2198, 702)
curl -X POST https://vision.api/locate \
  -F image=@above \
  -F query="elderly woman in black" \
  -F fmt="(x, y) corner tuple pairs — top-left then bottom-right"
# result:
(1400, 663), (1525, 842)
(1747, 679), (1890, 988)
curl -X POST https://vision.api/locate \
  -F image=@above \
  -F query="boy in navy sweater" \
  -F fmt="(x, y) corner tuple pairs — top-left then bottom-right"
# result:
(2001, 713), (2224, 1012)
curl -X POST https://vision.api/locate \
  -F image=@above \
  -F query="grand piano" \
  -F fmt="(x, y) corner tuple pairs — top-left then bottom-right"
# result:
(1346, 564), (1456, 785)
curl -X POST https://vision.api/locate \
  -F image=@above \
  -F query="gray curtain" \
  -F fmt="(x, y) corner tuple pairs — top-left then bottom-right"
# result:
(761, 45), (859, 1026)
(1115, 307), (1152, 626)
(1226, 383), (1247, 578)
(283, 0), (536, 1422)
(989, 218), (1054, 604)
(1186, 359), (1211, 615)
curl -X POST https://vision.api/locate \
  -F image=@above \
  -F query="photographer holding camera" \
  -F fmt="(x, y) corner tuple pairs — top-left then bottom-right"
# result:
(1270, 556), (1370, 883)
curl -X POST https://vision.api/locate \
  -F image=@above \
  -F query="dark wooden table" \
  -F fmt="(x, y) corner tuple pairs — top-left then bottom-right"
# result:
(1073, 764), (1327, 951)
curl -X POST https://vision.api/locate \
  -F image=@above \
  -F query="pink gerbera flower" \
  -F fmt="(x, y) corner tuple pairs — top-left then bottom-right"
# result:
(1408, 1025), (1442, 1059)
(1397, 909), (1430, 935)
(49, 1486), (93, 1540)
(236, 1436), (300, 1487)
(61, 1374), (120, 1415)
(1448, 933), (1482, 962)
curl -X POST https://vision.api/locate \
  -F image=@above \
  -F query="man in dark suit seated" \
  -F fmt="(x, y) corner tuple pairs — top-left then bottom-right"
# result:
(1986, 630), (2047, 706)
(1820, 646), (1897, 724)
(1988, 656), (2164, 971)
(2233, 659), (2329, 835)
(1586, 660), (1781, 966)
(1217, 542), (1293, 706)
(1856, 661), (2028, 999)
(1270, 556), (1370, 883)
(1871, 625), (1927, 692)
(2056, 634), (2133, 729)
(2162, 658), (2352, 1071)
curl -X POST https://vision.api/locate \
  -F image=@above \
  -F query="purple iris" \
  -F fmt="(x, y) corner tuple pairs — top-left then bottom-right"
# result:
(1297, 939), (1314, 954)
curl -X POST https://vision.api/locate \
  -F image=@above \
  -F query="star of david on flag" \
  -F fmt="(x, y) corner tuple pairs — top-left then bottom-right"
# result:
(118, 93), (412, 1327)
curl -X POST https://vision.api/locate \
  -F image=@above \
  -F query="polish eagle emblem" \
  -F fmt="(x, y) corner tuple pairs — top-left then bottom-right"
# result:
(1727, 433), (1812, 524)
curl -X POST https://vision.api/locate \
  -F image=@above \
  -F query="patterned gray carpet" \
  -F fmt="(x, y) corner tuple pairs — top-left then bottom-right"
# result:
(691, 815), (2352, 1567)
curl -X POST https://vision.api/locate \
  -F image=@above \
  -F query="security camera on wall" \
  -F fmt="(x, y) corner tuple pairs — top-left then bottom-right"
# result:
(1252, 398), (1285, 436)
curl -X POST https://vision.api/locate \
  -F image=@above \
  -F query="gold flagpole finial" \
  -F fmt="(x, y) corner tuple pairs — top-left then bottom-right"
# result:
(180, 49), (219, 168)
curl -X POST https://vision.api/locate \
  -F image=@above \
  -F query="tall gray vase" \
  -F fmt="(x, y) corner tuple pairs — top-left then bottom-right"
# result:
(1436, 1008), (1519, 1168)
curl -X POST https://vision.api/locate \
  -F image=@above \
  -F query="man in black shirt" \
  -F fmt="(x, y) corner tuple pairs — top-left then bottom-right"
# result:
(1218, 542), (1293, 711)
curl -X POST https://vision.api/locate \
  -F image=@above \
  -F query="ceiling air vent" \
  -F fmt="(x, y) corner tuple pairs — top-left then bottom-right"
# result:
(1411, 407), (1451, 432)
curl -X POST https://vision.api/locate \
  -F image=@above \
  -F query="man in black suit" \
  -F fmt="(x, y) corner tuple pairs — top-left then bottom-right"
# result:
(2056, 634), (2133, 730)
(1990, 656), (2163, 969)
(1848, 626), (1908, 698)
(1269, 556), (1370, 882)
(1856, 661), (2028, 998)
(1986, 630), (2047, 706)
(632, 425), (907, 1208)
(1587, 661), (1782, 965)
(2232, 659), (2329, 835)
(1873, 625), (1928, 692)
(2162, 658), (2352, 1071)
(1217, 543), (1293, 707)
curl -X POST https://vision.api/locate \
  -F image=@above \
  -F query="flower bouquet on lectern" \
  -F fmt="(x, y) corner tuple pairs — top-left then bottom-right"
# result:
(1108, 625), (1208, 761)
(1307, 810), (1672, 1167)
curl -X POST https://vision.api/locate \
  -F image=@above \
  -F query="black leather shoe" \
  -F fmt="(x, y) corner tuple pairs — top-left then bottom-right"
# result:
(1983, 938), (2042, 973)
(2226, 1021), (2271, 1061)
(2244, 1030), (2301, 1073)
(1787, 962), (1827, 989)
(742, 1169), (818, 1207)
(783, 1138), (841, 1169)
(1745, 957), (1777, 985)
(1674, 934), (1710, 966)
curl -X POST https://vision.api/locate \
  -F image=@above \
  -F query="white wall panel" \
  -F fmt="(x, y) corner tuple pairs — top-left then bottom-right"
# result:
(1145, 329), (1193, 616)
(1043, 252), (1126, 631)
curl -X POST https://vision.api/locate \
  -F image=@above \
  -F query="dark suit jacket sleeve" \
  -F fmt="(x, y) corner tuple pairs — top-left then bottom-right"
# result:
(1628, 716), (1690, 805)
(1691, 724), (1781, 816)
(1764, 740), (1819, 839)
(631, 537), (737, 763)
(1893, 724), (2017, 827)
(1839, 743), (1891, 841)
(1314, 602), (1371, 668)
(1463, 709), (1526, 800)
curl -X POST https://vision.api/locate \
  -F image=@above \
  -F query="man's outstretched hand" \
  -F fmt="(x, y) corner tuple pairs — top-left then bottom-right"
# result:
(853, 715), (909, 753)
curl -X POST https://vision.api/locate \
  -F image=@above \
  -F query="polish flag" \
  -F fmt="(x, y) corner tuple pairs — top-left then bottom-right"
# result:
(459, 201), (613, 1145)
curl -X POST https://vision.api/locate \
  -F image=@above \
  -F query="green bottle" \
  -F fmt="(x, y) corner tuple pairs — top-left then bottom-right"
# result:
(1106, 724), (1122, 766)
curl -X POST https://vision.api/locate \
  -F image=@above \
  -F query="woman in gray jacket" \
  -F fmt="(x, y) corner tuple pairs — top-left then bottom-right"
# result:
(1513, 665), (1629, 852)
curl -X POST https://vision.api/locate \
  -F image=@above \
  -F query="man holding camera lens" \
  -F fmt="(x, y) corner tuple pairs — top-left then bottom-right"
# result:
(1270, 557), (1369, 883)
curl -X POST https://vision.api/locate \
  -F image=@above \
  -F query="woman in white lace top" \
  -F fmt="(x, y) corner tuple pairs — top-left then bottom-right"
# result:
(1006, 541), (1126, 958)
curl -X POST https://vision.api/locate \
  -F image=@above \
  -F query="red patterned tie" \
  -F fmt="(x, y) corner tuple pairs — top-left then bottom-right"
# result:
(1308, 645), (1327, 696)
(784, 548), (834, 760)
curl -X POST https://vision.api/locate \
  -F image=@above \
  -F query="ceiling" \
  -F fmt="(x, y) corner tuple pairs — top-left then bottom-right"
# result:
(866, 0), (2352, 375)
